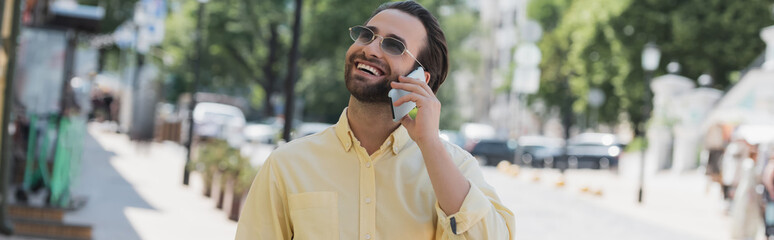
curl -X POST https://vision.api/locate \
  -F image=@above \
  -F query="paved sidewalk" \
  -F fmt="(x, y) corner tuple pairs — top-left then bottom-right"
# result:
(61, 124), (237, 240)
(492, 152), (731, 240)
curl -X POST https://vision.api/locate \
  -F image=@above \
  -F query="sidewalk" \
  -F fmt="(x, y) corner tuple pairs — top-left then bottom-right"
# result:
(498, 152), (731, 240)
(61, 123), (237, 240)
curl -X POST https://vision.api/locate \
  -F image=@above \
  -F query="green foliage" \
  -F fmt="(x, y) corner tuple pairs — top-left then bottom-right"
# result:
(527, 0), (572, 32)
(156, 0), (474, 124)
(161, 0), (289, 116)
(529, 0), (774, 134)
(191, 139), (254, 190)
(236, 164), (260, 194)
(625, 136), (648, 152)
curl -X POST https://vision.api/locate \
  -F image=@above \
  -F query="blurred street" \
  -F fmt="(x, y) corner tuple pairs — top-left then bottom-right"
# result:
(60, 123), (236, 240)
(41, 122), (734, 240)
(1, 0), (773, 239)
(486, 161), (730, 240)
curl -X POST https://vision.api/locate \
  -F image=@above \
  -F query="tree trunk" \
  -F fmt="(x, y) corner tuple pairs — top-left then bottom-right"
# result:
(282, 0), (303, 141)
(262, 23), (280, 117)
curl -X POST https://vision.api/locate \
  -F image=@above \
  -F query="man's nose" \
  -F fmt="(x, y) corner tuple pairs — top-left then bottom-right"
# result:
(362, 37), (383, 59)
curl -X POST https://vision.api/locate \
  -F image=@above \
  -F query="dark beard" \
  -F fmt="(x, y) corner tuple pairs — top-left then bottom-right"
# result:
(344, 53), (396, 103)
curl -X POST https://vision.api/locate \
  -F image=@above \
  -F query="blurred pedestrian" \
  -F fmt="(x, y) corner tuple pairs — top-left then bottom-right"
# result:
(705, 124), (726, 189)
(235, 1), (514, 239)
(722, 138), (749, 209)
(762, 145), (774, 238)
(729, 142), (764, 240)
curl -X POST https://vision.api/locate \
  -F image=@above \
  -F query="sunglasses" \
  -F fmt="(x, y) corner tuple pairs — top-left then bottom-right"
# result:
(348, 25), (425, 69)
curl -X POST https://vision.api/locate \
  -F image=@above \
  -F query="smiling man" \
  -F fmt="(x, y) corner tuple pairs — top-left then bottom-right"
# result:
(235, 1), (514, 239)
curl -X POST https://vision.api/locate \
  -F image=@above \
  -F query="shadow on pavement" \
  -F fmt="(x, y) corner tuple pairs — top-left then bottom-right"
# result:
(64, 128), (154, 240)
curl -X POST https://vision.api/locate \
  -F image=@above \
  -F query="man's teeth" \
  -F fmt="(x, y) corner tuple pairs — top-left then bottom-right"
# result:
(357, 63), (382, 76)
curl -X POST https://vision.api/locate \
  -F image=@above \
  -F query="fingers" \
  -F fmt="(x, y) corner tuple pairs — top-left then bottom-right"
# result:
(397, 76), (434, 96)
(392, 91), (441, 111)
(390, 81), (428, 98)
(391, 92), (423, 106)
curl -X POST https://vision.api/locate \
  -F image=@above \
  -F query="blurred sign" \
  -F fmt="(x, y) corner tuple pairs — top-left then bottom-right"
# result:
(137, 0), (167, 53)
(13, 28), (66, 114)
(512, 66), (540, 94)
(47, 1), (105, 32)
(515, 43), (541, 66)
(117, 0), (167, 53)
(512, 42), (542, 94)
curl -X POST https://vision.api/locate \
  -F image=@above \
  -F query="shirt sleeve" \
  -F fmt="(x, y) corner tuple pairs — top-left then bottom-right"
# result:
(434, 158), (515, 240)
(235, 157), (292, 240)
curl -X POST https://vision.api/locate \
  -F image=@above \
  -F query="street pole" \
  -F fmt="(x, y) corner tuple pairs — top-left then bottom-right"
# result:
(282, 0), (303, 142)
(184, 0), (207, 185)
(0, 0), (22, 234)
(638, 42), (659, 204)
(637, 70), (652, 203)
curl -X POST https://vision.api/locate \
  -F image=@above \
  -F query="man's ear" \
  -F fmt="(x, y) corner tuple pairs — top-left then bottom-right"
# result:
(424, 71), (431, 84)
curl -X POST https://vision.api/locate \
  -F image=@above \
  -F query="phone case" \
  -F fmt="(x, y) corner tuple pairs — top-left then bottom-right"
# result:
(388, 67), (424, 122)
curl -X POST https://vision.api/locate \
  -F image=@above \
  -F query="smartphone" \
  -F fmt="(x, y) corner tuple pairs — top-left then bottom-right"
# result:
(388, 67), (424, 122)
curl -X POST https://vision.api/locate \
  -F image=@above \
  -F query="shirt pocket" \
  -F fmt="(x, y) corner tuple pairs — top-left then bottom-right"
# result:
(289, 191), (339, 240)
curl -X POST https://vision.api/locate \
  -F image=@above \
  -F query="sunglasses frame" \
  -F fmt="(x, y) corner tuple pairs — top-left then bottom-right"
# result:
(349, 25), (426, 70)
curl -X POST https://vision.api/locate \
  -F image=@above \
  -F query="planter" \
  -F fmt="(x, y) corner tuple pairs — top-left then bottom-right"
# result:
(222, 174), (236, 216)
(229, 191), (246, 221)
(211, 171), (223, 208)
(201, 166), (216, 198)
(202, 176), (212, 198)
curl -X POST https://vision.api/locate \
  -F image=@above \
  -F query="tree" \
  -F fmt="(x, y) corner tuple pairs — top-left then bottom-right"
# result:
(162, 0), (290, 117)
(283, 0), (303, 141)
(162, 0), (474, 128)
(530, 0), (774, 138)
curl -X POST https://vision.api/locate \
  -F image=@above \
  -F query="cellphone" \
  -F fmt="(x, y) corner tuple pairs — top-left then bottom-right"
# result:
(388, 67), (424, 122)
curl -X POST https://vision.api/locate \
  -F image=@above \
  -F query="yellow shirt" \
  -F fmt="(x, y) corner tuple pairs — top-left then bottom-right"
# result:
(236, 109), (514, 239)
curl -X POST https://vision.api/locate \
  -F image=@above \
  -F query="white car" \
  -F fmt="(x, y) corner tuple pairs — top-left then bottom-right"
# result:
(192, 102), (246, 146)
(243, 123), (280, 144)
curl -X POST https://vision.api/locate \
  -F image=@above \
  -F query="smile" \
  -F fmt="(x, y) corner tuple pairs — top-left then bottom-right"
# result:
(356, 62), (384, 77)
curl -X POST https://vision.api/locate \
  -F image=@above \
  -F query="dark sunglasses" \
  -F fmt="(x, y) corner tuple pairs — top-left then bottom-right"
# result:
(348, 25), (425, 69)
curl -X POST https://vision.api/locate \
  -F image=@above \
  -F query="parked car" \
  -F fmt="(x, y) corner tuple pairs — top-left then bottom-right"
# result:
(192, 102), (246, 146)
(243, 123), (280, 144)
(244, 117), (305, 144)
(515, 136), (565, 168)
(555, 133), (623, 170)
(460, 123), (496, 151)
(469, 139), (518, 166)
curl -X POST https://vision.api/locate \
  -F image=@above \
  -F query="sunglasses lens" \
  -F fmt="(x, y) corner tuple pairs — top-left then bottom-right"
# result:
(350, 27), (373, 43)
(381, 38), (405, 55)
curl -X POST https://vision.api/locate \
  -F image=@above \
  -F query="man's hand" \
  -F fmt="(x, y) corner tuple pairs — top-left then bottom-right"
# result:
(390, 75), (441, 145)
(390, 74), (469, 216)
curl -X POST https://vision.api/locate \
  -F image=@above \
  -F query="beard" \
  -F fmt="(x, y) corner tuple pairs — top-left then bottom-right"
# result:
(344, 53), (398, 103)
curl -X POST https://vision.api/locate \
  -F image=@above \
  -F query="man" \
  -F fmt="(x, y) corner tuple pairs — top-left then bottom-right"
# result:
(236, 1), (514, 239)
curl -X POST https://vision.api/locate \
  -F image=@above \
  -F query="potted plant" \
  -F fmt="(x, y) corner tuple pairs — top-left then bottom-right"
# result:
(228, 163), (259, 221)
(189, 139), (228, 197)
(214, 141), (244, 209)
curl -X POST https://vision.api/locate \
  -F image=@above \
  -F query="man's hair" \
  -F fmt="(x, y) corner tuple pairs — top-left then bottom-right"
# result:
(369, 1), (449, 93)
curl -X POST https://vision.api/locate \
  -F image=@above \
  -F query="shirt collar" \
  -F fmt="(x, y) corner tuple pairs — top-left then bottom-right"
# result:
(334, 108), (410, 155)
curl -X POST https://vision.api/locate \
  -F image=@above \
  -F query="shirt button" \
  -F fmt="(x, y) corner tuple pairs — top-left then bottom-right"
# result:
(365, 197), (372, 204)
(365, 233), (372, 239)
(365, 162), (371, 168)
